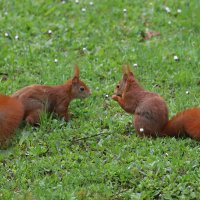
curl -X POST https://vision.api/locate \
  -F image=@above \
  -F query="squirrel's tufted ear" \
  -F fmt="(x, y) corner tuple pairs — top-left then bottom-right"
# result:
(72, 65), (80, 84)
(122, 64), (134, 78)
(122, 64), (128, 75)
(121, 65), (128, 81)
(74, 65), (80, 78)
(72, 76), (79, 84)
(127, 65), (134, 77)
(127, 65), (132, 73)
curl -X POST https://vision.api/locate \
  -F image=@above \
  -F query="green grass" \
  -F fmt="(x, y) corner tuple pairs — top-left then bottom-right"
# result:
(0, 0), (200, 199)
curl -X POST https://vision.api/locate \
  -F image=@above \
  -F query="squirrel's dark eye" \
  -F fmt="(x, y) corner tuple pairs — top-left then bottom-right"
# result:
(80, 86), (85, 91)
(116, 84), (120, 89)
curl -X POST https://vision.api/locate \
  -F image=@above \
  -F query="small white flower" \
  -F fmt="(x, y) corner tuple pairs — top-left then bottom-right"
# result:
(89, 1), (94, 6)
(15, 35), (19, 40)
(177, 9), (182, 13)
(165, 153), (169, 156)
(165, 7), (171, 13)
(82, 47), (87, 51)
(105, 94), (109, 98)
(185, 91), (189, 94)
(48, 30), (52, 34)
(81, 8), (86, 12)
(75, 0), (79, 3)
(133, 63), (138, 67)
(174, 55), (179, 61)
(54, 59), (58, 63)
(139, 128), (144, 133)
(127, 165), (131, 170)
(123, 8), (127, 13)
(5, 32), (9, 37)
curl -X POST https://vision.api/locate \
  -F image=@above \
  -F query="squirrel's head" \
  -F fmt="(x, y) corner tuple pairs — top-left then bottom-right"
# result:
(113, 65), (134, 97)
(71, 65), (91, 99)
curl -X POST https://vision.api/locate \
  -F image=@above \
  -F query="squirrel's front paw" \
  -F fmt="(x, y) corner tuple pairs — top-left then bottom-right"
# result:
(112, 95), (119, 101)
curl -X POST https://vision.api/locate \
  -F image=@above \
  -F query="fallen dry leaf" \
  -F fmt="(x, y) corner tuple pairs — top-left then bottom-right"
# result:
(141, 30), (160, 40)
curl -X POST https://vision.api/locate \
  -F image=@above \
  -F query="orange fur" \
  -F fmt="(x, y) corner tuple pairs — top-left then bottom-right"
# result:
(163, 108), (200, 139)
(74, 64), (80, 77)
(112, 66), (200, 140)
(0, 66), (90, 144)
(12, 66), (91, 125)
(0, 94), (24, 143)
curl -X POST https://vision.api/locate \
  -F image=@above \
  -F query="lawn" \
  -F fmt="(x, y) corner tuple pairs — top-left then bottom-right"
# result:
(0, 0), (200, 199)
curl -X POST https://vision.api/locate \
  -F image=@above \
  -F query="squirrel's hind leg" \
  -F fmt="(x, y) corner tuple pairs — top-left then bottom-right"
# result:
(25, 109), (41, 125)
(134, 113), (163, 137)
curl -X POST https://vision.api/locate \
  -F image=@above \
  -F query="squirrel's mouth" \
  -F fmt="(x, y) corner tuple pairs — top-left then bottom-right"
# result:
(113, 93), (122, 97)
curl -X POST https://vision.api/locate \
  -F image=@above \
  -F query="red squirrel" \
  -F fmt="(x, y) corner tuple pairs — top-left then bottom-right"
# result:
(112, 65), (200, 140)
(0, 94), (24, 143)
(0, 66), (90, 143)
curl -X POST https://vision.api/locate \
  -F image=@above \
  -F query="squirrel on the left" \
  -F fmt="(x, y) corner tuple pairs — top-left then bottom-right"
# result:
(0, 66), (91, 143)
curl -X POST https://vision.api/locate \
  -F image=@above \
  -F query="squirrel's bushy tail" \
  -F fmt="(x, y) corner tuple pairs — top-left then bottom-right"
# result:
(0, 94), (24, 143)
(163, 108), (200, 140)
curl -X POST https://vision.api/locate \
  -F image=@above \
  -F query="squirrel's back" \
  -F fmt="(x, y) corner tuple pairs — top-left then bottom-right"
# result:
(0, 94), (24, 143)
